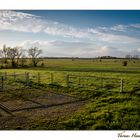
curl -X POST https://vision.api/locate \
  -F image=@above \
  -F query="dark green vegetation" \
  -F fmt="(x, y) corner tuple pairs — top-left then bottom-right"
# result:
(0, 58), (140, 130)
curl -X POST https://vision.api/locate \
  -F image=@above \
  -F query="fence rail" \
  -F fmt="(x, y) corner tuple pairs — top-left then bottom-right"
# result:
(0, 72), (139, 93)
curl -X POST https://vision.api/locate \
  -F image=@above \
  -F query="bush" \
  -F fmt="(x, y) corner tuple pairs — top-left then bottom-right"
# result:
(41, 62), (45, 67)
(122, 61), (128, 66)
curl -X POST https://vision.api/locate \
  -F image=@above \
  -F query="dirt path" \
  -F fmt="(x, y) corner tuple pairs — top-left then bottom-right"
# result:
(0, 90), (85, 129)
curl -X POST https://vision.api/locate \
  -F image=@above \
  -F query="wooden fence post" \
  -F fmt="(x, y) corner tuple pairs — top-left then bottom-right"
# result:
(26, 72), (30, 86)
(24, 72), (26, 81)
(25, 72), (27, 82)
(100, 72), (103, 90)
(13, 72), (16, 81)
(66, 75), (69, 87)
(120, 78), (123, 93)
(78, 76), (81, 87)
(66, 75), (69, 92)
(1, 76), (4, 90)
(4, 72), (7, 80)
(101, 77), (104, 89)
(38, 73), (40, 84)
(50, 73), (53, 83)
(25, 72), (27, 86)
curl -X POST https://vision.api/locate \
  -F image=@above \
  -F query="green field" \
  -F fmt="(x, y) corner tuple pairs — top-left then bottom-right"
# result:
(0, 58), (140, 130)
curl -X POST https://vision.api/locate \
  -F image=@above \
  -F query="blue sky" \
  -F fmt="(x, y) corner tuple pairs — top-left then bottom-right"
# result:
(0, 10), (140, 57)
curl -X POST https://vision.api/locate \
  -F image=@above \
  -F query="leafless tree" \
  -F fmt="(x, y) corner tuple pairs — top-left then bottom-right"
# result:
(27, 47), (42, 67)
(1, 44), (9, 64)
(7, 46), (23, 67)
(20, 54), (27, 67)
(16, 47), (23, 66)
(125, 54), (132, 59)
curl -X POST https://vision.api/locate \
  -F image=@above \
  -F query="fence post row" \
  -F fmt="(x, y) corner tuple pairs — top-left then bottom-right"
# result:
(0, 72), (125, 93)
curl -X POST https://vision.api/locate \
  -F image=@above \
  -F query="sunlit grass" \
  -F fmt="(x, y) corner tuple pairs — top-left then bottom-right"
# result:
(0, 58), (140, 130)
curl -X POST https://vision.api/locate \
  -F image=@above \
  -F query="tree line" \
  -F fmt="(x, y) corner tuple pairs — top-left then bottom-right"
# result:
(125, 54), (139, 59)
(0, 44), (42, 68)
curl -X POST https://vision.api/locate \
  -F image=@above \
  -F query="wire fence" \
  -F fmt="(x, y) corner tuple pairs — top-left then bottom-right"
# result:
(0, 72), (139, 93)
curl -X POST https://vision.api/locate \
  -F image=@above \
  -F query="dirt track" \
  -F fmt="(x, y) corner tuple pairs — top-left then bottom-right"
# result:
(0, 90), (85, 129)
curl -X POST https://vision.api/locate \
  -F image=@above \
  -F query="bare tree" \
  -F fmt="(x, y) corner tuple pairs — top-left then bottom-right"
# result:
(133, 55), (139, 59)
(20, 49), (27, 67)
(7, 47), (23, 67)
(20, 54), (27, 67)
(7, 47), (17, 67)
(1, 44), (9, 64)
(27, 47), (42, 67)
(16, 47), (23, 66)
(125, 54), (132, 59)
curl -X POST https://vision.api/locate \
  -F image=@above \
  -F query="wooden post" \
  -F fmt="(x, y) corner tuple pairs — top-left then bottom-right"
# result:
(66, 75), (69, 92)
(1, 76), (4, 90)
(25, 72), (27, 86)
(50, 73), (53, 83)
(120, 78), (123, 93)
(13, 72), (16, 81)
(101, 77), (103, 90)
(25, 72), (27, 81)
(66, 75), (69, 87)
(100, 72), (103, 90)
(4, 72), (7, 80)
(78, 76), (81, 87)
(38, 73), (40, 84)
(26, 72), (29, 86)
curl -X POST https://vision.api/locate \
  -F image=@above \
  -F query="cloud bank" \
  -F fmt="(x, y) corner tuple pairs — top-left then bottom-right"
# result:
(20, 40), (140, 58)
(0, 10), (140, 57)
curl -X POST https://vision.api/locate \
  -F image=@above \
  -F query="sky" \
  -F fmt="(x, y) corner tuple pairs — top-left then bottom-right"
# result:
(0, 10), (140, 57)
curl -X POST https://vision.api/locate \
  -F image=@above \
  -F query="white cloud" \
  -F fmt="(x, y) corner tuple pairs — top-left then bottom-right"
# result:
(20, 40), (132, 58)
(0, 10), (140, 45)
(0, 11), (140, 58)
(0, 10), (89, 39)
(110, 23), (140, 32)
(110, 24), (127, 32)
(0, 10), (39, 32)
(98, 23), (140, 34)
(137, 48), (140, 52)
(128, 48), (140, 57)
(87, 28), (139, 43)
(20, 40), (94, 57)
(130, 24), (140, 29)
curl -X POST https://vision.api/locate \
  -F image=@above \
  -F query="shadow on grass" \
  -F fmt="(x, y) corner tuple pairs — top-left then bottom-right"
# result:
(11, 99), (85, 112)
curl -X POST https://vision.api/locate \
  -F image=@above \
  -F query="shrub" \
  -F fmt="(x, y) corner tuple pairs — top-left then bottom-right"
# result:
(41, 62), (45, 67)
(122, 61), (128, 66)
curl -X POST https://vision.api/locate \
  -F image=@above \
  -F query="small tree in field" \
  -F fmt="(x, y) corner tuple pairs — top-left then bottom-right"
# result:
(122, 61), (128, 66)
(6, 46), (23, 67)
(28, 47), (42, 67)
(16, 47), (23, 66)
(0, 44), (9, 64)
(20, 54), (27, 67)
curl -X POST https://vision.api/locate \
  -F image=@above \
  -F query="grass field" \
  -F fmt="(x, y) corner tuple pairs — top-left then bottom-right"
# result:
(0, 58), (140, 130)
